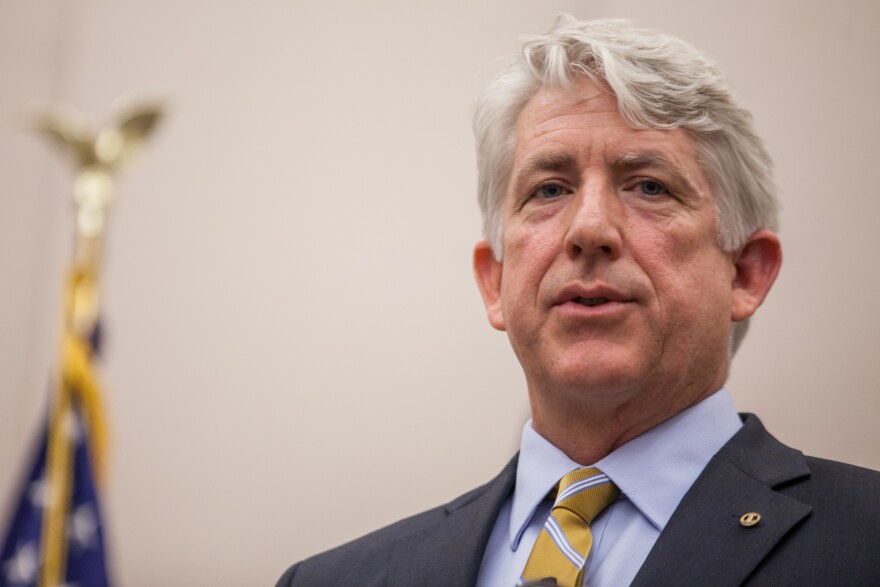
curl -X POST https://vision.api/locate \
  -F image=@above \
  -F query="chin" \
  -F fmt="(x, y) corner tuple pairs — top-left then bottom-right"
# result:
(543, 353), (649, 400)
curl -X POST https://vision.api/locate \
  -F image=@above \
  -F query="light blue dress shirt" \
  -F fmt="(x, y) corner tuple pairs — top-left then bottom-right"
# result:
(475, 388), (743, 587)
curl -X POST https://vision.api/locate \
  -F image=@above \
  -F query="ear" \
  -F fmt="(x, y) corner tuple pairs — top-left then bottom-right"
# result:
(730, 229), (782, 322)
(473, 239), (506, 331)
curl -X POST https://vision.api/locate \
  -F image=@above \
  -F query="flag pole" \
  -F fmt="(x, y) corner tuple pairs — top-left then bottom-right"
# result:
(30, 100), (163, 587)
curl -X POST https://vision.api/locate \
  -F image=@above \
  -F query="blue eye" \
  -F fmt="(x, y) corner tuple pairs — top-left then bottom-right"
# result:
(535, 184), (565, 199)
(639, 180), (667, 196)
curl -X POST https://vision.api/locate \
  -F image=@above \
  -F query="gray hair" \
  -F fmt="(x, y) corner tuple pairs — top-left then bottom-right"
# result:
(473, 16), (779, 353)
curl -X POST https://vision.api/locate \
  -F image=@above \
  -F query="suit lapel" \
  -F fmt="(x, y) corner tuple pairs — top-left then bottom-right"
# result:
(387, 456), (517, 587)
(382, 415), (810, 586)
(631, 415), (812, 587)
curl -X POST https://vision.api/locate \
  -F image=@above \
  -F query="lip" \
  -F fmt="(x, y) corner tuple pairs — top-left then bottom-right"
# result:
(554, 283), (632, 305)
(552, 283), (634, 318)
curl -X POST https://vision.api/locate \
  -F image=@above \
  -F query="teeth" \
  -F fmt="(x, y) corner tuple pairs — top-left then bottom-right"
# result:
(575, 297), (609, 307)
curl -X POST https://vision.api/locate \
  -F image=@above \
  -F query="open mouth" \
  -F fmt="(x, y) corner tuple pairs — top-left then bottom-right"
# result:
(573, 297), (610, 307)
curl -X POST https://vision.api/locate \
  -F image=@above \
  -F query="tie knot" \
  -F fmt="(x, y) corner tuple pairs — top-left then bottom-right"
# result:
(554, 468), (620, 524)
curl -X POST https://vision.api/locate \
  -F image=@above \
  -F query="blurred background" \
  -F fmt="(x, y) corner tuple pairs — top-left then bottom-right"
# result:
(1, 0), (878, 585)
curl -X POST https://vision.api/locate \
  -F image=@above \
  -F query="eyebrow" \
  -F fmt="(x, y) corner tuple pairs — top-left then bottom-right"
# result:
(510, 152), (578, 194)
(612, 151), (679, 170)
(521, 151), (578, 174)
(611, 152), (697, 193)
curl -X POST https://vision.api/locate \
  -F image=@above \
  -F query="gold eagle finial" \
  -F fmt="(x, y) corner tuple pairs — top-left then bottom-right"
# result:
(30, 100), (164, 237)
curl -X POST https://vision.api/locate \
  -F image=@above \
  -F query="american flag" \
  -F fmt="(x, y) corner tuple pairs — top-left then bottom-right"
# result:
(1, 313), (111, 587)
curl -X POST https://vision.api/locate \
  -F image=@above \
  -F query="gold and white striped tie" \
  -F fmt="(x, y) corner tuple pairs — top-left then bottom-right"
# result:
(519, 468), (620, 587)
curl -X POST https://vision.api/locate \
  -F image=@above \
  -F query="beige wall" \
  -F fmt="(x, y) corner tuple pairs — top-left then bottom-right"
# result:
(1, 1), (878, 585)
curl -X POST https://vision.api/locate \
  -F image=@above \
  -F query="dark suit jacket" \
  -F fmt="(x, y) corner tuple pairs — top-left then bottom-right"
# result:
(276, 415), (880, 586)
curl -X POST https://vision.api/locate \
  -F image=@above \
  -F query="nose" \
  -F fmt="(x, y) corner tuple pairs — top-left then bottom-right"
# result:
(563, 180), (623, 261)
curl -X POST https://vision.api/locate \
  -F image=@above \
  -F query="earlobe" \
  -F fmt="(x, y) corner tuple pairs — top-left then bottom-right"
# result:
(731, 229), (783, 322)
(473, 239), (506, 331)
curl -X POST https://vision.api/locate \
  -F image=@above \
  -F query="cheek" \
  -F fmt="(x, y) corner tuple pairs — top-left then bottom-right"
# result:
(636, 225), (731, 308)
(502, 225), (562, 297)
(631, 229), (686, 287)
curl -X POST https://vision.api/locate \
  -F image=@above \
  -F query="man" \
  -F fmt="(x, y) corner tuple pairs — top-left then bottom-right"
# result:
(276, 16), (880, 586)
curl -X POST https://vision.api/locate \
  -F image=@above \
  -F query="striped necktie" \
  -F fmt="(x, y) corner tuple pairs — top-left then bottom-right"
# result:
(519, 468), (620, 587)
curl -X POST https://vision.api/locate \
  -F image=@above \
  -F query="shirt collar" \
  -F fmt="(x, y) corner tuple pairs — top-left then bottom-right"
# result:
(509, 388), (742, 549)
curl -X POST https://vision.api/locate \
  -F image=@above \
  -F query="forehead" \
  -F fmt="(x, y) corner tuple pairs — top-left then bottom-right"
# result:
(512, 78), (705, 180)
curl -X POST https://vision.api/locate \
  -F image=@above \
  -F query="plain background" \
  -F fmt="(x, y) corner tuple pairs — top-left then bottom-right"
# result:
(1, 1), (878, 585)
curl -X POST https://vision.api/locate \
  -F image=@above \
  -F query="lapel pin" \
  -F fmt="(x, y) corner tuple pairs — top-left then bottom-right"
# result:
(740, 512), (761, 527)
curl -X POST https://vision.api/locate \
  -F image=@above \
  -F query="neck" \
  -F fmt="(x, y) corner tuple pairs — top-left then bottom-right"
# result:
(528, 378), (724, 465)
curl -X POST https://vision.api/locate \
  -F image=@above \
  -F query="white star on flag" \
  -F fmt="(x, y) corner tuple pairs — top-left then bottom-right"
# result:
(27, 477), (49, 509)
(2, 541), (37, 585)
(68, 504), (98, 551)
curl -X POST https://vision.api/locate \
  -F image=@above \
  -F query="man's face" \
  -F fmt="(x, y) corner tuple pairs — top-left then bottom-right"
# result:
(475, 77), (752, 421)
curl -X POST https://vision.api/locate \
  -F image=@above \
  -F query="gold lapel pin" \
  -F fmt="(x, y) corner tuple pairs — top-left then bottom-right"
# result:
(740, 512), (761, 527)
